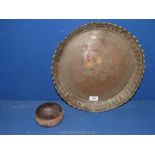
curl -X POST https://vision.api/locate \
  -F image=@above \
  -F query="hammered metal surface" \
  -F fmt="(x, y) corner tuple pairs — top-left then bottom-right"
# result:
(52, 23), (144, 112)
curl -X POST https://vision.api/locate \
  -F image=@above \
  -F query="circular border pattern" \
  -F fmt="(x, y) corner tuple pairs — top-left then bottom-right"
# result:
(52, 22), (145, 112)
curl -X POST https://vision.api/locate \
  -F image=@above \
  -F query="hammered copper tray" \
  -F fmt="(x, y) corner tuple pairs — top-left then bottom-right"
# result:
(52, 23), (144, 112)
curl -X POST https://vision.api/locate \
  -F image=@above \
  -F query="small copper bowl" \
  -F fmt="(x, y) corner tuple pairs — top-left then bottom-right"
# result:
(35, 102), (64, 127)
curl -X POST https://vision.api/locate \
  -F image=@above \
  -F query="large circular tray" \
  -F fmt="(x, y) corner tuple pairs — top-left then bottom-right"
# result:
(52, 23), (144, 112)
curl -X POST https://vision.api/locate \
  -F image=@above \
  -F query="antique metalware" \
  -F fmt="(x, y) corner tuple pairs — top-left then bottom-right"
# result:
(35, 102), (64, 127)
(52, 23), (145, 112)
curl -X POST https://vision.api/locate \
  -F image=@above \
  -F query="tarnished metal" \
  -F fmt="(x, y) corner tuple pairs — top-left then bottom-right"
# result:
(52, 23), (145, 112)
